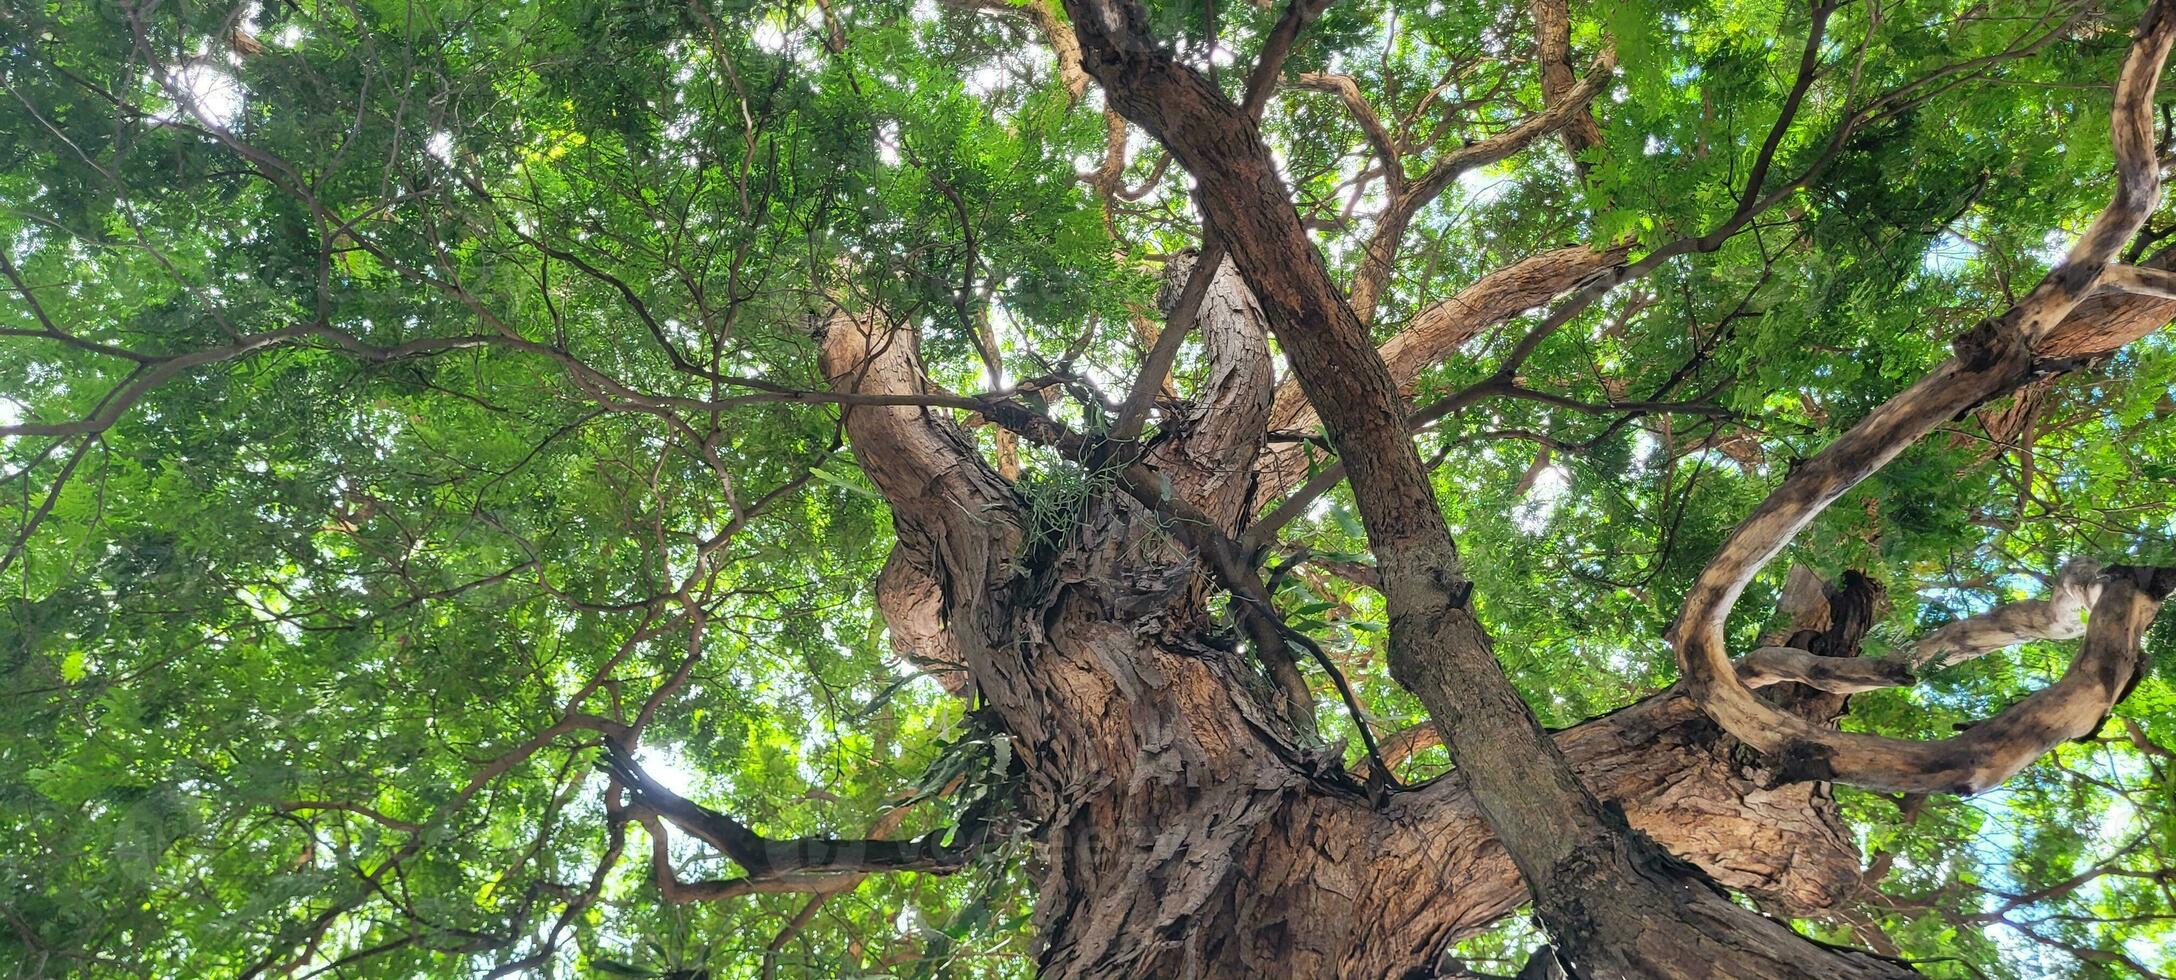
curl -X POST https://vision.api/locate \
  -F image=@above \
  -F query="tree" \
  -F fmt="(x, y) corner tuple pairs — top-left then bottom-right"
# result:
(6, 0), (2176, 974)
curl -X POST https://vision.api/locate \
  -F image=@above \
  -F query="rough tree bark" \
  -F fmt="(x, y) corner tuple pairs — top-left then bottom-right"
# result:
(817, 303), (1892, 978)
(757, 3), (2176, 976)
(1672, 0), (2176, 797)
(1053, 0), (1921, 975)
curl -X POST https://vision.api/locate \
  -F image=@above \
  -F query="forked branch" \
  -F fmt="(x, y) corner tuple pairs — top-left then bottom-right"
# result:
(814, 309), (1025, 691)
(1257, 240), (1635, 500)
(1671, 0), (2176, 796)
(1736, 559), (2108, 694)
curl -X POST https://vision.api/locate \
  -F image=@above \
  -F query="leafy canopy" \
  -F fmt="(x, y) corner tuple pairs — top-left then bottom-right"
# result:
(3, 0), (2175, 976)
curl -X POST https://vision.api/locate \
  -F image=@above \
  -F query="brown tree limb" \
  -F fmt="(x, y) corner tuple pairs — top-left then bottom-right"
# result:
(1734, 648), (1919, 695)
(2099, 261), (2176, 299)
(1403, 57), (1616, 209)
(1143, 250), (1279, 528)
(1309, 571), (1893, 961)
(607, 744), (981, 881)
(1672, 0), (2176, 797)
(1110, 239), (1227, 443)
(1241, 0), (1340, 118)
(1345, 59), (1616, 323)
(876, 545), (973, 694)
(1288, 72), (1404, 177)
(1777, 559), (2101, 686)
(1256, 241), (1633, 500)
(815, 309), (1025, 695)
(759, 786), (949, 979)
(1531, 0), (1603, 166)
(940, 0), (1091, 98)
(2041, 247), (2176, 358)
(1058, 0), (1913, 972)
(1726, 565), (2175, 793)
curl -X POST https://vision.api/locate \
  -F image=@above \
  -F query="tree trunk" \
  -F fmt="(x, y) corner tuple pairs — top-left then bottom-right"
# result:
(793, 0), (2176, 970)
(962, 507), (1885, 978)
(817, 305), (1897, 977)
(1046, 2), (1920, 974)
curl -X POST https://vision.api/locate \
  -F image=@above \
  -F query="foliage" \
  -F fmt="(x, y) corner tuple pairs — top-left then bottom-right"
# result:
(2, 0), (2174, 975)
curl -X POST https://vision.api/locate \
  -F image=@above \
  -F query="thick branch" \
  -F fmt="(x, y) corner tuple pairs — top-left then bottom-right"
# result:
(1241, 0), (1339, 118)
(2041, 247), (2176, 358)
(1897, 563), (2100, 669)
(816, 310), (1023, 693)
(2099, 261), (2176, 299)
(1111, 240), (1227, 443)
(1769, 567), (2171, 792)
(1735, 648), (1918, 695)
(1404, 59), (1616, 208)
(1324, 689), (1873, 940)
(1531, 0), (1603, 164)
(1672, 0), (2176, 797)
(1257, 241), (1633, 500)
(1330, 571), (1894, 956)
(877, 545), (972, 694)
(1143, 251), (1278, 528)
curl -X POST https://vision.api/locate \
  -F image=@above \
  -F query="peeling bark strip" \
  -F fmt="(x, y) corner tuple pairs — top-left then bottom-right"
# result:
(1058, 0), (1913, 974)
(814, 311), (1023, 692)
(817, 296), (1888, 974)
(1673, 0), (2176, 798)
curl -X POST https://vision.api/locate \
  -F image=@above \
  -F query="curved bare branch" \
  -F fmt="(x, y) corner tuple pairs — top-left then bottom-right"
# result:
(1737, 559), (2107, 694)
(1671, 0), (2176, 797)
(817, 309), (1024, 698)
(1145, 252), (1277, 528)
